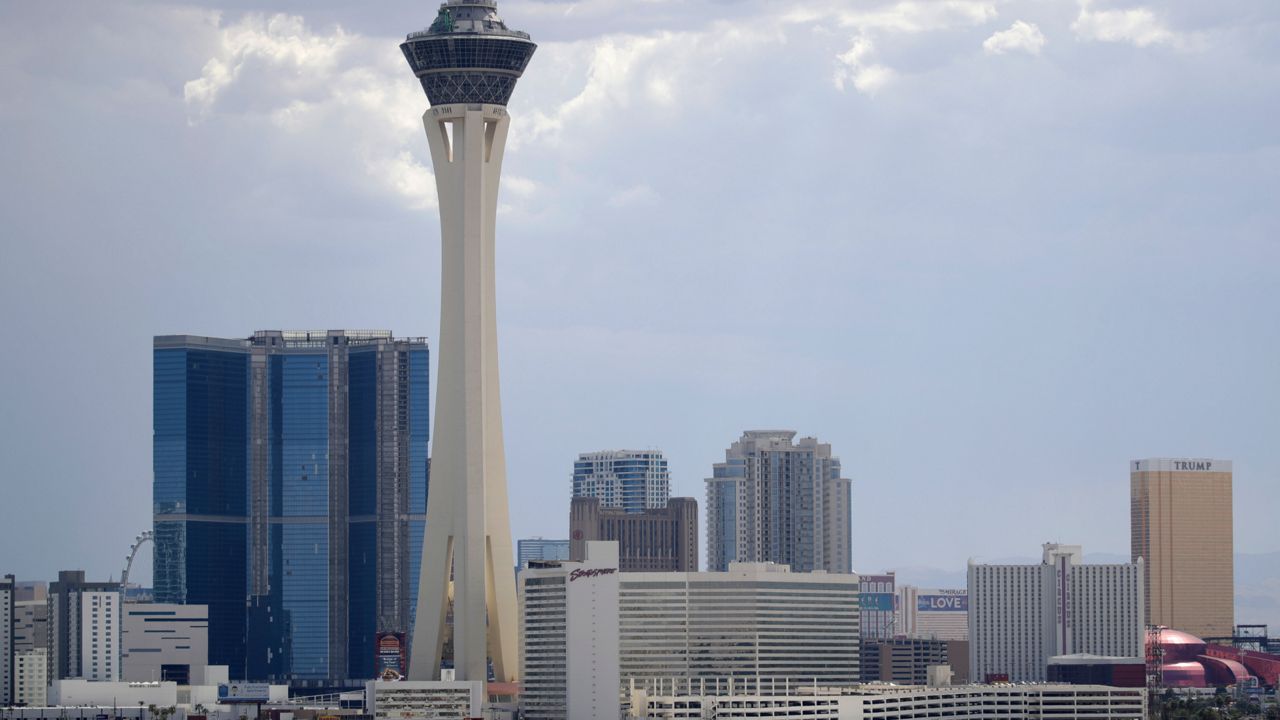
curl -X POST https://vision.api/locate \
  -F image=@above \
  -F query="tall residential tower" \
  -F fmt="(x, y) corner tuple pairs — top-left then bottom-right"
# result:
(401, 0), (536, 683)
(153, 330), (429, 684)
(705, 431), (852, 573)
(1, 576), (12, 706)
(573, 450), (671, 513)
(1130, 458), (1234, 639)
(45, 571), (121, 684)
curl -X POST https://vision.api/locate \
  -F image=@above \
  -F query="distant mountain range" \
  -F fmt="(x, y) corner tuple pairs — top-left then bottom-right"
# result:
(888, 551), (1280, 635)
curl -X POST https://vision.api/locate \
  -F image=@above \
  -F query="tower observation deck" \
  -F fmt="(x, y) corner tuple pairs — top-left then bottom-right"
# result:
(400, 0), (537, 106)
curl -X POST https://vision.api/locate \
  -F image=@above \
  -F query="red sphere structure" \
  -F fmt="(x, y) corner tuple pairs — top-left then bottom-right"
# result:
(1149, 627), (1252, 688)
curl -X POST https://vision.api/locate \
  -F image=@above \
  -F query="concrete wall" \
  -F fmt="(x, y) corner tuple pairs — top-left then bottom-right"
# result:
(121, 603), (209, 682)
(50, 679), (178, 707)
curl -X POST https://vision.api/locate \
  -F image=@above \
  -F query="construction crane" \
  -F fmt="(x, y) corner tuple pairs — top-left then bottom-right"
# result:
(120, 530), (154, 593)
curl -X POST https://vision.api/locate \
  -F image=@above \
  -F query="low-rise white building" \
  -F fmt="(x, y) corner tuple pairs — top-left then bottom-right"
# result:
(15, 648), (48, 706)
(968, 544), (1144, 682)
(630, 683), (1145, 720)
(519, 541), (621, 720)
(49, 679), (179, 707)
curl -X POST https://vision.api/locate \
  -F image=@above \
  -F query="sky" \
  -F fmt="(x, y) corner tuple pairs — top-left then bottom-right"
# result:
(0, 0), (1277, 614)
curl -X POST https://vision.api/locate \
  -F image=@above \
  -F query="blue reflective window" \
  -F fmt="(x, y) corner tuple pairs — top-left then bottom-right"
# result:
(152, 346), (248, 677)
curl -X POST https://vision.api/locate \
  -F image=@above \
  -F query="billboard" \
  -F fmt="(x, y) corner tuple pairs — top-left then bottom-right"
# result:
(376, 632), (408, 676)
(218, 683), (271, 703)
(917, 594), (968, 612)
(861, 593), (896, 612)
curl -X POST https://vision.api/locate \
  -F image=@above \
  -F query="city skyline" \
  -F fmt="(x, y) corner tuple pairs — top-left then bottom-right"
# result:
(1, 0), (1277, 627)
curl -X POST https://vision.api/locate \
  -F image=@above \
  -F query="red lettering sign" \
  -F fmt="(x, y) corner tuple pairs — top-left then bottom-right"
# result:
(568, 567), (617, 582)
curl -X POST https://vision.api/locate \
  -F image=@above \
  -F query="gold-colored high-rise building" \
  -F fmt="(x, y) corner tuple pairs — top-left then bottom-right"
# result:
(1130, 458), (1234, 639)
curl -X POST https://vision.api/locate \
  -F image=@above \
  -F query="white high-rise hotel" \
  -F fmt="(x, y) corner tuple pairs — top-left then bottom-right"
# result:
(517, 547), (861, 714)
(969, 544), (1144, 682)
(401, 0), (536, 682)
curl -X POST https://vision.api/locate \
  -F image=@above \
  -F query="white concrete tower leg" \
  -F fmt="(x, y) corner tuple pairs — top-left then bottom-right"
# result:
(480, 110), (519, 683)
(409, 104), (519, 683)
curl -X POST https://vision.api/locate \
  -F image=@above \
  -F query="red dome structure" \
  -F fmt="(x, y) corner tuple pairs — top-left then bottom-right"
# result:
(1148, 627), (1257, 688)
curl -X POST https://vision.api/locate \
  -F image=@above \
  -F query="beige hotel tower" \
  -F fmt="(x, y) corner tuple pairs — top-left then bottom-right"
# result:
(1130, 458), (1234, 639)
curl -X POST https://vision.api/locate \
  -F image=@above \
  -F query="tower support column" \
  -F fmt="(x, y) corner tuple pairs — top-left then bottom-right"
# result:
(410, 104), (519, 683)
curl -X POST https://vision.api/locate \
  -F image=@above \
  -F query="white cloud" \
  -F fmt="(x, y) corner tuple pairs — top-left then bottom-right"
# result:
(787, 0), (997, 34)
(366, 151), (436, 211)
(606, 183), (659, 208)
(1071, 1), (1180, 48)
(983, 20), (1046, 55)
(182, 13), (436, 211)
(504, 175), (539, 199)
(517, 22), (784, 147)
(183, 13), (351, 117)
(803, 1), (997, 96)
(834, 35), (896, 94)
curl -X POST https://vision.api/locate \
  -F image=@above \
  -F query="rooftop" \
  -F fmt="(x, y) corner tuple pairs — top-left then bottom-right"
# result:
(154, 331), (428, 351)
(404, 1), (532, 41)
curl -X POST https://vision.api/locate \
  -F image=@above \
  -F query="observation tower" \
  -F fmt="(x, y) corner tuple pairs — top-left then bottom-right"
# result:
(401, 1), (535, 683)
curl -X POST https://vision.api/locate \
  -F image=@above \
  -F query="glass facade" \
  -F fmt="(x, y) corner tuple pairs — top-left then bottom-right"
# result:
(400, 4), (537, 107)
(276, 354), (330, 680)
(572, 450), (671, 514)
(153, 332), (428, 685)
(152, 347), (249, 678)
(347, 351), (376, 680)
(407, 348), (429, 640)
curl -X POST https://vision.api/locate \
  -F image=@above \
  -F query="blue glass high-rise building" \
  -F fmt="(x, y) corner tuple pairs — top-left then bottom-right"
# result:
(572, 450), (671, 513)
(153, 330), (428, 686)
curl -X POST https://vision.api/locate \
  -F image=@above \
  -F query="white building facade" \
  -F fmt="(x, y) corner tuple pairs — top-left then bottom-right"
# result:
(121, 603), (209, 682)
(519, 541), (621, 720)
(969, 544), (1144, 682)
(79, 591), (120, 682)
(49, 679), (177, 707)
(630, 683), (1145, 720)
(897, 586), (969, 640)
(620, 563), (860, 693)
(705, 431), (852, 573)
(46, 571), (121, 683)
(14, 649), (48, 707)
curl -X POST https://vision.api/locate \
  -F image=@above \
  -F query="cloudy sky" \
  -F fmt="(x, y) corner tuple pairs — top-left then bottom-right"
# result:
(1, 0), (1277, 610)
